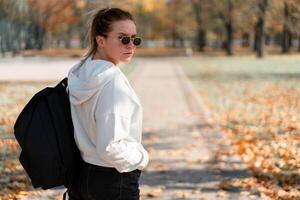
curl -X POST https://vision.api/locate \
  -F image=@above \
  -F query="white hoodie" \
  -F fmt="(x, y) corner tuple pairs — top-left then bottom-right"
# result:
(67, 56), (149, 173)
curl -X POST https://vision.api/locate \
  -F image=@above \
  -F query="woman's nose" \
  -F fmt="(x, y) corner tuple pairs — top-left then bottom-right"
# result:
(126, 41), (135, 49)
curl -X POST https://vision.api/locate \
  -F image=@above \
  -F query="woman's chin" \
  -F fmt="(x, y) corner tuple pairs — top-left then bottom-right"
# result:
(121, 56), (133, 62)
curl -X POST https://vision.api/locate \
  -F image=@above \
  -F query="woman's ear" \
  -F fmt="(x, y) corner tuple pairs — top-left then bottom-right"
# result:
(95, 35), (105, 48)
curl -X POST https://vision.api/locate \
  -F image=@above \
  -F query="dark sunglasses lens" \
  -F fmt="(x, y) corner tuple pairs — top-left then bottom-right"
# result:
(121, 37), (131, 44)
(133, 38), (142, 46)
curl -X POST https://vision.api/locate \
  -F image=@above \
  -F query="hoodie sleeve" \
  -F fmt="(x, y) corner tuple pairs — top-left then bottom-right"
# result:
(94, 75), (149, 173)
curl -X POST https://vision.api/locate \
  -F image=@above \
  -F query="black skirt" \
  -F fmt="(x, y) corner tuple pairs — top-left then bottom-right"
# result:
(68, 160), (141, 200)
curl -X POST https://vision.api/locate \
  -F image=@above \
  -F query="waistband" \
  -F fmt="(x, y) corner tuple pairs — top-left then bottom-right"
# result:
(82, 160), (141, 174)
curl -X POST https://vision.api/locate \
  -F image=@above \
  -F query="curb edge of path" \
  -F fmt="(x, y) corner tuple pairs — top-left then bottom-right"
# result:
(173, 61), (270, 199)
(173, 62), (249, 170)
(173, 62), (224, 143)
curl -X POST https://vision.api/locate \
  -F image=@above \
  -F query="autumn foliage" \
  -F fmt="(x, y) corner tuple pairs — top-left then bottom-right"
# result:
(183, 55), (300, 199)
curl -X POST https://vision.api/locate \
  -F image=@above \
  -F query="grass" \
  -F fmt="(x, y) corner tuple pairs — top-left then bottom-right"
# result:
(179, 55), (300, 199)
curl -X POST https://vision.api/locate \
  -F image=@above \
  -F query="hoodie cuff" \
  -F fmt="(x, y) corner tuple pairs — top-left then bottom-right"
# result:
(137, 144), (149, 170)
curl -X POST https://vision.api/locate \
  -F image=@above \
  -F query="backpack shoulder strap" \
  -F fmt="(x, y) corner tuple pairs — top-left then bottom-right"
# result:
(55, 77), (69, 95)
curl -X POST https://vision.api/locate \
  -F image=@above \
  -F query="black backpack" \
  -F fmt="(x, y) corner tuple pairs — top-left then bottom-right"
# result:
(13, 78), (82, 196)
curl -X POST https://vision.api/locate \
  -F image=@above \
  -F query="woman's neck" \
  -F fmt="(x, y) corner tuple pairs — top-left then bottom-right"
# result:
(92, 50), (118, 65)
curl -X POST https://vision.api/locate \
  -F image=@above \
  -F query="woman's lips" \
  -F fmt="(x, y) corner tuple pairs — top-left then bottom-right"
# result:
(124, 52), (133, 56)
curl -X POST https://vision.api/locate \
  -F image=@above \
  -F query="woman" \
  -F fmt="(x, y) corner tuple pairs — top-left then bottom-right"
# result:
(67, 7), (149, 200)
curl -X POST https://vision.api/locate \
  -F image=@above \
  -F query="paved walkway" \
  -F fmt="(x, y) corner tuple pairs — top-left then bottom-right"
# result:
(131, 58), (262, 200)
(0, 56), (78, 81)
(12, 57), (265, 199)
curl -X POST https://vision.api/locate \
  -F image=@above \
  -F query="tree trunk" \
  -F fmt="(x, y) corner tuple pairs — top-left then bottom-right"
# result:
(242, 33), (250, 47)
(0, 36), (5, 57)
(12, 23), (21, 57)
(298, 36), (300, 52)
(196, 28), (206, 51)
(225, 21), (233, 55)
(0, 21), (6, 56)
(265, 34), (270, 45)
(256, 19), (264, 58)
(36, 25), (44, 50)
(256, 0), (268, 58)
(288, 31), (293, 49)
(191, 0), (206, 51)
(80, 33), (86, 49)
(171, 29), (177, 48)
(179, 37), (184, 48)
(25, 23), (36, 49)
(253, 23), (259, 51)
(225, 0), (233, 56)
(282, 2), (290, 53)
(65, 27), (72, 49)
(6, 22), (14, 53)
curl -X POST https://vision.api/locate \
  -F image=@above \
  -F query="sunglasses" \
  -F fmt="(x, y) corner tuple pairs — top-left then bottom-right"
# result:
(118, 35), (142, 46)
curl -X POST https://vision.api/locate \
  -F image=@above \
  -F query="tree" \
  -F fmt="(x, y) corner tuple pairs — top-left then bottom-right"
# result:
(0, 0), (27, 55)
(190, 0), (207, 51)
(282, 1), (291, 53)
(278, 0), (300, 53)
(255, 0), (269, 57)
(208, 0), (243, 55)
(215, 0), (235, 55)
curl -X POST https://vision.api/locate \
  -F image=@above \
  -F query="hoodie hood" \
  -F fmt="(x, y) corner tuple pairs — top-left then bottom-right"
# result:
(68, 56), (120, 105)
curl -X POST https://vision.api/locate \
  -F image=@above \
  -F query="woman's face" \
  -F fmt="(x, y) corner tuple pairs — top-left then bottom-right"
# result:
(98, 20), (137, 65)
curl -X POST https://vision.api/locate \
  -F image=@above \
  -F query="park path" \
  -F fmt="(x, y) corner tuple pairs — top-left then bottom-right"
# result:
(130, 58), (263, 200)
(10, 57), (266, 199)
(0, 56), (77, 81)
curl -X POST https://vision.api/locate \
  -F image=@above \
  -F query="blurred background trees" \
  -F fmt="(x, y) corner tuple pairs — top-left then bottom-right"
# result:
(0, 0), (299, 57)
